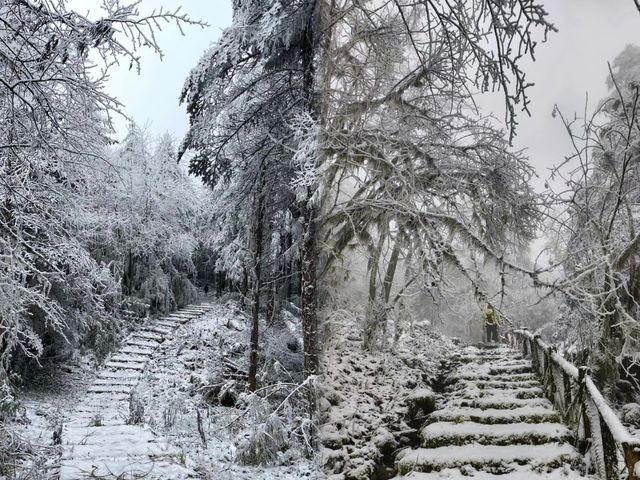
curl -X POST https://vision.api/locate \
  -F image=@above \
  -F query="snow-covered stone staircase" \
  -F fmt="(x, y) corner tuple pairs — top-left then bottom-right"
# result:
(56, 303), (215, 480)
(394, 344), (594, 479)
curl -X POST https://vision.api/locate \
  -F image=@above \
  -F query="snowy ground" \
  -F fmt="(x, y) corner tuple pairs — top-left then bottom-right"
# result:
(135, 300), (320, 479)
(1, 299), (321, 479)
(319, 316), (454, 479)
(1, 354), (96, 479)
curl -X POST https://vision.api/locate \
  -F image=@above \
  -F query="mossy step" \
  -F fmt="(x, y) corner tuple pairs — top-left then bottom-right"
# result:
(462, 387), (544, 399)
(396, 443), (581, 474)
(129, 331), (164, 341)
(490, 365), (533, 375)
(152, 320), (181, 329)
(140, 325), (172, 335)
(93, 378), (138, 387)
(125, 338), (161, 349)
(104, 361), (146, 371)
(421, 421), (572, 447)
(474, 380), (541, 390)
(119, 346), (155, 356)
(427, 406), (560, 424)
(391, 466), (590, 479)
(457, 373), (537, 382)
(454, 396), (551, 410)
(87, 384), (132, 394)
(110, 354), (150, 364)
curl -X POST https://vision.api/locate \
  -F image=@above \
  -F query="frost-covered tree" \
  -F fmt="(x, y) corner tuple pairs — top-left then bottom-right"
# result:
(0, 0), (200, 397)
(181, 0), (308, 387)
(546, 45), (640, 391)
(181, 0), (555, 374)
(79, 125), (204, 315)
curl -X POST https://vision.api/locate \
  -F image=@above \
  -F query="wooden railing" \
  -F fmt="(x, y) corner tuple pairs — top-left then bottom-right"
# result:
(510, 329), (640, 480)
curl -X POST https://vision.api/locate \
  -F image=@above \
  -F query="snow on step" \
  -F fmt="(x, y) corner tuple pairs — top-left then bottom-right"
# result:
(126, 338), (161, 349)
(465, 386), (545, 399)
(87, 384), (133, 394)
(104, 360), (146, 370)
(393, 466), (592, 479)
(428, 405), (560, 424)
(62, 439), (180, 459)
(141, 325), (172, 335)
(58, 458), (193, 480)
(421, 422), (571, 446)
(392, 344), (592, 480)
(110, 353), (151, 363)
(120, 345), (155, 356)
(93, 378), (138, 386)
(98, 370), (141, 380)
(454, 396), (552, 410)
(153, 319), (182, 328)
(57, 304), (207, 479)
(396, 443), (581, 473)
(130, 331), (164, 341)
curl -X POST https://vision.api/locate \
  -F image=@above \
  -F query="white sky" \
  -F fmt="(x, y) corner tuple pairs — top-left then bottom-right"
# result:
(81, 0), (640, 189)
(480, 0), (640, 190)
(73, 0), (233, 140)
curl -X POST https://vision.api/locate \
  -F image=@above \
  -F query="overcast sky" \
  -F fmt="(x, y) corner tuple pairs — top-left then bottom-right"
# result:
(87, 0), (640, 190)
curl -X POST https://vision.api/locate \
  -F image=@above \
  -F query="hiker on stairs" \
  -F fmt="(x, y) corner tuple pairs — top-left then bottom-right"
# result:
(483, 302), (499, 343)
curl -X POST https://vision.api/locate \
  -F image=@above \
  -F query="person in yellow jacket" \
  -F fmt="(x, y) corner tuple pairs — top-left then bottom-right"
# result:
(483, 303), (499, 343)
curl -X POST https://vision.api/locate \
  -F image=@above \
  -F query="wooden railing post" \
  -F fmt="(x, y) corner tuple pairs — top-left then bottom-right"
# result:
(622, 443), (640, 480)
(600, 412), (620, 480)
(513, 328), (640, 480)
(578, 366), (592, 454)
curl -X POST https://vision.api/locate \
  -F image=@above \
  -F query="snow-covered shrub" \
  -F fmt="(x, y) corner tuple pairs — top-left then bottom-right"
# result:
(0, 376), (18, 420)
(261, 326), (304, 385)
(128, 390), (145, 425)
(236, 394), (288, 466)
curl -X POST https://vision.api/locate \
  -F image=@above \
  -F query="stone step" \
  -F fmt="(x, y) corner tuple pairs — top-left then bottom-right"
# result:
(61, 440), (180, 460)
(421, 422), (571, 447)
(473, 380), (541, 390)
(490, 364), (534, 375)
(87, 384), (133, 394)
(427, 406), (561, 424)
(471, 387), (545, 399)
(392, 467), (591, 479)
(97, 370), (140, 380)
(58, 458), (193, 480)
(119, 345), (155, 356)
(110, 353), (151, 364)
(153, 320), (181, 329)
(141, 325), (172, 335)
(454, 396), (552, 410)
(126, 338), (161, 349)
(104, 361), (146, 371)
(93, 378), (138, 387)
(130, 331), (164, 342)
(457, 373), (538, 382)
(166, 313), (194, 320)
(396, 443), (582, 474)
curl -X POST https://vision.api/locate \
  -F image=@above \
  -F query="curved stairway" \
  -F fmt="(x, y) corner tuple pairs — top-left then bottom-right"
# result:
(393, 344), (595, 479)
(57, 303), (214, 480)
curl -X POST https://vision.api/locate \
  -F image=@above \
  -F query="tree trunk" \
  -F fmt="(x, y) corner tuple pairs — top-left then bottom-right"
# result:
(248, 169), (266, 392)
(382, 240), (401, 304)
(301, 201), (319, 375)
(299, 3), (323, 378)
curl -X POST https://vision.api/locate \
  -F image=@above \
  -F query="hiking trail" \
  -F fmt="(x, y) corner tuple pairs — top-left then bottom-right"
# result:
(392, 344), (595, 479)
(55, 303), (215, 480)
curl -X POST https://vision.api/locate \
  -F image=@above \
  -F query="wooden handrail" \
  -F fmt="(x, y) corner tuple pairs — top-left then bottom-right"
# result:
(511, 329), (640, 480)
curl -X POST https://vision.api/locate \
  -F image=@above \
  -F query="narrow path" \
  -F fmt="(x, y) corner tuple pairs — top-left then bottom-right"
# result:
(57, 303), (215, 480)
(393, 344), (594, 479)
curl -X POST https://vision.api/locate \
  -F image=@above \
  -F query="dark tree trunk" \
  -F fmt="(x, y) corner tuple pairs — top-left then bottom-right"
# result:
(248, 169), (266, 392)
(298, 0), (324, 378)
(301, 202), (319, 375)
